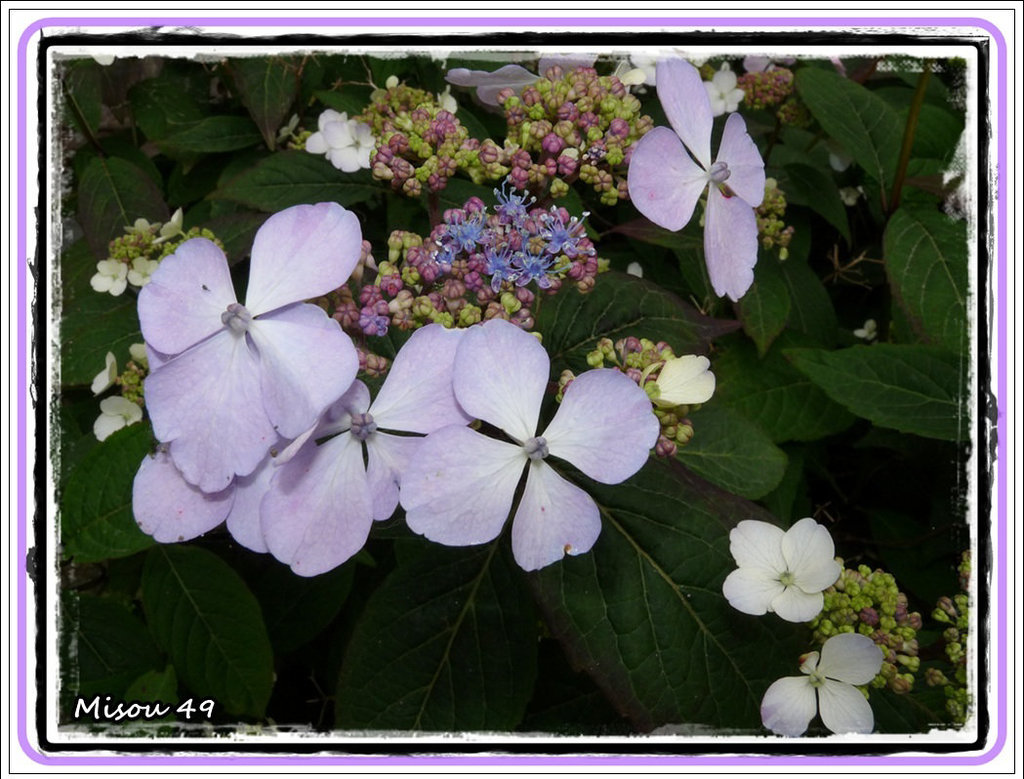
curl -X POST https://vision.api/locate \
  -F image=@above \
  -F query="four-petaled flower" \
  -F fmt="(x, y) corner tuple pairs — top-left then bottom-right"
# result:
(703, 64), (746, 116)
(94, 396), (142, 441)
(305, 109), (376, 173)
(90, 259), (128, 296)
(722, 518), (841, 622)
(138, 202), (362, 493)
(628, 59), (765, 301)
(761, 633), (884, 737)
(400, 318), (659, 571)
(650, 355), (716, 409)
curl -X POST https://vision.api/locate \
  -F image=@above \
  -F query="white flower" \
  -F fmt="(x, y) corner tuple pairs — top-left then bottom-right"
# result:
(153, 207), (184, 244)
(651, 355), (715, 409)
(828, 149), (853, 172)
(90, 259), (128, 296)
(129, 342), (149, 368)
(703, 64), (745, 116)
(437, 85), (458, 114)
(761, 633), (884, 736)
(127, 257), (160, 287)
(839, 186), (862, 207)
(853, 318), (878, 342)
(305, 109), (375, 173)
(91, 352), (118, 395)
(626, 261), (643, 277)
(93, 396), (143, 441)
(614, 55), (657, 87)
(722, 518), (841, 622)
(276, 113), (300, 144)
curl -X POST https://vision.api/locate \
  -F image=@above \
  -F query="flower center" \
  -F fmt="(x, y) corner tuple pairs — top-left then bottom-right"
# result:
(350, 412), (377, 442)
(524, 436), (549, 460)
(221, 302), (253, 335)
(807, 669), (826, 688)
(778, 570), (797, 587)
(708, 160), (731, 184)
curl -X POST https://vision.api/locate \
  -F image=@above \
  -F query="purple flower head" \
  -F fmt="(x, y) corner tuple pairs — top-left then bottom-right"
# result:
(400, 318), (659, 571)
(443, 210), (487, 254)
(513, 249), (557, 289)
(493, 177), (536, 227)
(138, 203), (362, 493)
(484, 245), (519, 292)
(627, 59), (766, 301)
(539, 208), (594, 259)
(261, 324), (472, 576)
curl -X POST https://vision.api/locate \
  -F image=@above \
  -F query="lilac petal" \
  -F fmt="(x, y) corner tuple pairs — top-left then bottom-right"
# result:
(818, 633), (884, 686)
(262, 432), (372, 576)
(452, 318), (548, 443)
(370, 324), (470, 434)
(137, 238), (235, 355)
(224, 454), (277, 553)
(275, 379), (370, 465)
(761, 676), (817, 737)
(365, 432), (422, 521)
(401, 425), (525, 547)
(626, 126), (708, 232)
(729, 520), (786, 572)
(445, 64), (539, 106)
(132, 449), (234, 543)
(704, 185), (759, 301)
(248, 303), (359, 440)
(244, 203), (363, 317)
(655, 59), (713, 169)
(722, 566), (785, 616)
(717, 112), (766, 207)
(770, 586), (825, 623)
(510, 461), (602, 571)
(145, 331), (276, 493)
(542, 368), (659, 484)
(782, 517), (841, 593)
(817, 679), (875, 735)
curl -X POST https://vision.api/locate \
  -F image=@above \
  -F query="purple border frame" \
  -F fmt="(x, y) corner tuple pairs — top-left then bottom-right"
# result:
(16, 13), (1007, 768)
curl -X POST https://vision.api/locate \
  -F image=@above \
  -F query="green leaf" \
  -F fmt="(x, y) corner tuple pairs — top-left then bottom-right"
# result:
(713, 336), (856, 444)
(158, 115), (263, 157)
(796, 68), (902, 201)
(63, 60), (103, 139)
(532, 457), (805, 731)
(780, 162), (851, 244)
(59, 240), (141, 387)
(314, 86), (374, 117)
(61, 423), (156, 563)
(905, 103), (964, 163)
(536, 272), (740, 374)
(884, 206), (968, 354)
(228, 56), (301, 149)
(778, 257), (838, 347)
(213, 150), (380, 212)
(676, 404), (788, 499)
(785, 344), (967, 441)
(129, 77), (206, 141)
(124, 665), (179, 707)
(736, 257), (791, 357)
(335, 539), (537, 731)
(141, 545), (275, 718)
(77, 156), (169, 258)
(64, 593), (164, 698)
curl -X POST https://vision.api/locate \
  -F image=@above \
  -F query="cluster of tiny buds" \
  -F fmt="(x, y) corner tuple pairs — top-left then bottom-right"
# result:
(926, 551), (971, 723)
(756, 178), (796, 258)
(117, 358), (148, 406)
(809, 562), (922, 694)
(737, 67), (795, 111)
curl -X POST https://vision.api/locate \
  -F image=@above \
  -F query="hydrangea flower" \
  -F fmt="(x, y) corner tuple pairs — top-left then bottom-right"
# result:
(400, 318), (659, 571)
(761, 633), (884, 736)
(90, 259), (128, 296)
(127, 257), (160, 287)
(703, 64), (746, 116)
(627, 59), (765, 301)
(650, 354), (715, 409)
(722, 518), (842, 623)
(138, 202), (362, 493)
(305, 109), (375, 173)
(261, 324), (470, 576)
(93, 396), (142, 441)
(91, 352), (118, 395)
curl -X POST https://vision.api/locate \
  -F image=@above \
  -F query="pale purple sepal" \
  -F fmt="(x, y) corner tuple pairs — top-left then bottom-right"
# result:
(262, 431), (372, 577)
(718, 112), (766, 207)
(452, 318), (548, 443)
(225, 454), (277, 553)
(510, 461), (602, 571)
(655, 59), (713, 169)
(133, 448), (234, 543)
(705, 186), (759, 302)
(138, 237), (236, 356)
(445, 64), (540, 106)
(401, 425), (526, 547)
(244, 203), (363, 317)
(543, 368), (659, 484)
(145, 332), (276, 493)
(248, 302), (359, 439)
(366, 432), (422, 521)
(370, 324), (470, 434)
(626, 127), (708, 232)
(275, 380), (369, 465)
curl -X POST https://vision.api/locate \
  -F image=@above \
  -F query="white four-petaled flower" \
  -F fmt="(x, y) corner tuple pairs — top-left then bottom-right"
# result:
(722, 518), (841, 623)
(400, 318), (659, 571)
(761, 632), (884, 736)
(703, 65), (745, 116)
(651, 355), (715, 409)
(90, 259), (128, 296)
(305, 109), (376, 173)
(94, 396), (142, 441)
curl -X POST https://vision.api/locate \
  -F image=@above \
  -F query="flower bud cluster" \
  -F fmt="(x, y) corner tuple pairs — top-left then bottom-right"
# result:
(572, 336), (697, 457)
(776, 96), (813, 128)
(928, 551), (971, 723)
(496, 65), (653, 206)
(359, 81), (498, 196)
(809, 562), (922, 694)
(756, 178), (796, 259)
(737, 67), (795, 110)
(117, 356), (148, 406)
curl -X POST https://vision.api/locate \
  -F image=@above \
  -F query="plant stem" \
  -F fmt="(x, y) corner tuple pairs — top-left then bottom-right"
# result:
(888, 60), (932, 216)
